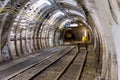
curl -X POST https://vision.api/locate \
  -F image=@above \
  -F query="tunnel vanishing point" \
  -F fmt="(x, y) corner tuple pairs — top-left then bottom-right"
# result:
(0, 0), (120, 80)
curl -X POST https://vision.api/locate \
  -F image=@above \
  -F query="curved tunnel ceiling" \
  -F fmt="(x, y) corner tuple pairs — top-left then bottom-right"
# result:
(1, 0), (120, 80)
(0, 0), (89, 60)
(8, 0), (87, 41)
(23, 0), (86, 23)
(10, 0), (86, 31)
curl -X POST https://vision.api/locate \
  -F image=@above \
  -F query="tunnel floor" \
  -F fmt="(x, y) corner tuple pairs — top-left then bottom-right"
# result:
(0, 45), (98, 80)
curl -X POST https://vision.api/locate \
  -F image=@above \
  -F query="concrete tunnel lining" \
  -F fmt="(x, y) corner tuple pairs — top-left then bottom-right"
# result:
(2, 0), (82, 57)
(0, 0), (120, 80)
(77, 0), (120, 79)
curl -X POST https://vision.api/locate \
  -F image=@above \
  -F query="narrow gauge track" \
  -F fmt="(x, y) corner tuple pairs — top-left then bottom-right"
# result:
(0, 46), (69, 80)
(9, 46), (75, 80)
(33, 49), (87, 80)
(33, 47), (79, 80)
(10, 47), (87, 80)
(56, 50), (88, 80)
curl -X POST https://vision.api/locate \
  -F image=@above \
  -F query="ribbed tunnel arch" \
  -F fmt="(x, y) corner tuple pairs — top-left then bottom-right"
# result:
(0, 0), (120, 80)
(1, 0), (86, 57)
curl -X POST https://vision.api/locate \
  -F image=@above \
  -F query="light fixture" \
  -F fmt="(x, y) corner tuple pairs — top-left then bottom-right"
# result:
(70, 23), (78, 27)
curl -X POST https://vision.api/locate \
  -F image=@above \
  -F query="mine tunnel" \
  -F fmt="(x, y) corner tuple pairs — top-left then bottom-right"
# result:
(0, 0), (120, 80)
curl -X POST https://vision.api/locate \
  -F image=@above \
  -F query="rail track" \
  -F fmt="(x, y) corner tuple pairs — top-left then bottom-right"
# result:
(9, 46), (88, 80)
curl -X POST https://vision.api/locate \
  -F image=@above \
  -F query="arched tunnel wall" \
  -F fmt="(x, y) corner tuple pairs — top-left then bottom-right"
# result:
(78, 0), (120, 80)
(0, 0), (86, 61)
(0, 0), (120, 80)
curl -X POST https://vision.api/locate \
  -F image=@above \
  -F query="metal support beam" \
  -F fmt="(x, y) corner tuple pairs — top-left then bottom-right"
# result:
(48, 0), (73, 19)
